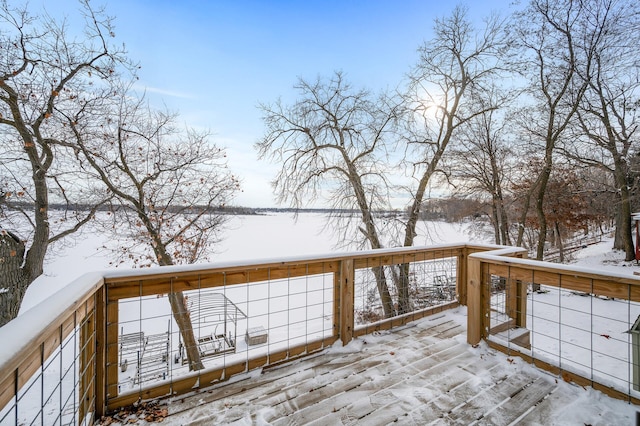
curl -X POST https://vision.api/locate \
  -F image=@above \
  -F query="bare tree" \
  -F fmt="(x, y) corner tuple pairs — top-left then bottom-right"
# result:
(566, 0), (640, 260)
(512, 158), (593, 260)
(256, 72), (399, 318)
(395, 6), (506, 313)
(510, 0), (590, 259)
(0, 0), (132, 326)
(401, 6), (506, 248)
(70, 91), (240, 371)
(451, 95), (514, 245)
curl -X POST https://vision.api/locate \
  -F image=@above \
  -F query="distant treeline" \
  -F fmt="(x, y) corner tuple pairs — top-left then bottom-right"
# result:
(6, 202), (406, 217)
(11, 198), (552, 222)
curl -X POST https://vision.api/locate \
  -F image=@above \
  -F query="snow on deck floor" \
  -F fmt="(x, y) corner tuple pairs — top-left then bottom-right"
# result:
(102, 308), (638, 425)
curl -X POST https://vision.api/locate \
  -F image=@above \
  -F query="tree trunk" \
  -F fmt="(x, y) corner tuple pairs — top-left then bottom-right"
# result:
(535, 161), (553, 261)
(555, 221), (564, 263)
(613, 161), (635, 261)
(154, 242), (204, 370)
(0, 232), (28, 327)
(345, 158), (395, 318)
(400, 143), (452, 312)
(357, 210), (394, 318)
(490, 196), (501, 245)
(168, 292), (204, 371)
(614, 209), (623, 249)
(0, 143), (51, 327)
(491, 154), (511, 246)
(497, 195), (511, 246)
(616, 191), (635, 261)
(549, 224), (556, 247)
(516, 191), (532, 248)
(372, 266), (396, 317)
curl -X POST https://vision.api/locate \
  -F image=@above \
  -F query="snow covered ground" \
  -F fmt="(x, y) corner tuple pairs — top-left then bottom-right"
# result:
(572, 235), (640, 272)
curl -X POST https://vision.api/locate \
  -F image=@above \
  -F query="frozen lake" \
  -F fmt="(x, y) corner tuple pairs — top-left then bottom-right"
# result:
(21, 212), (471, 313)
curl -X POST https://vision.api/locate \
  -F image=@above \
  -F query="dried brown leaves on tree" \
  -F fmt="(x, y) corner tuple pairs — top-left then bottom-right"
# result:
(0, 0), (134, 326)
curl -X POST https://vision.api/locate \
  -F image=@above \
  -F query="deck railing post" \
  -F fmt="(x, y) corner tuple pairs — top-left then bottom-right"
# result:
(505, 276), (526, 328)
(457, 247), (468, 305)
(105, 292), (120, 407)
(516, 251), (528, 329)
(339, 259), (355, 346)
(467, 256), (484, 345)
(333, 266), (340, 341)
(506, 275), (516, 324)
(516, 279), (527, 328)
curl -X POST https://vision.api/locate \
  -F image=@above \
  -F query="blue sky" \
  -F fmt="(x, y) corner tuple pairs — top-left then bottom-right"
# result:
(48, 0), (514, 207)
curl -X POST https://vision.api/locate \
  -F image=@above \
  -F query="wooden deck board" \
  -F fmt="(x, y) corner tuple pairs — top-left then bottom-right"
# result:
(167, 316), (456, 416)
(352, 352), (497, 424)
(158, 311), (623, 425)
(392, 360), (518, 424)
(480, 377), (557, 425)
(254, 324), (463, 410)
(165, 352), (333, 416)
(274, 341), (472, 424)
(444, 373), (537, 423)
(514, 383), (632, 426)
(254, 341), (453, 410)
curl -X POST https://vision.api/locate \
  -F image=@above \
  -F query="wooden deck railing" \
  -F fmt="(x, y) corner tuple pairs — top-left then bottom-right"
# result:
(2, 242), (636, 425)
(0, 272), (105, 426)
(468, 249), (640, 405)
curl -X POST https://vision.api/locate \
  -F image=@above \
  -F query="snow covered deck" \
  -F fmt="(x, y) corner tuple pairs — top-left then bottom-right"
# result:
(131, 310), (635, 425)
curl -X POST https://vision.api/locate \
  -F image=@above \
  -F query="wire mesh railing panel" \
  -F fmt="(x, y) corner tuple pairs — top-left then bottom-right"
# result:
(353, 255), (458, 327)
(485, 267), (640, 400)
(110, 267), (335, 396)
(488, 275), (508, 330)
(525, 284), (640, 394)
(590, 296), (635, 389)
